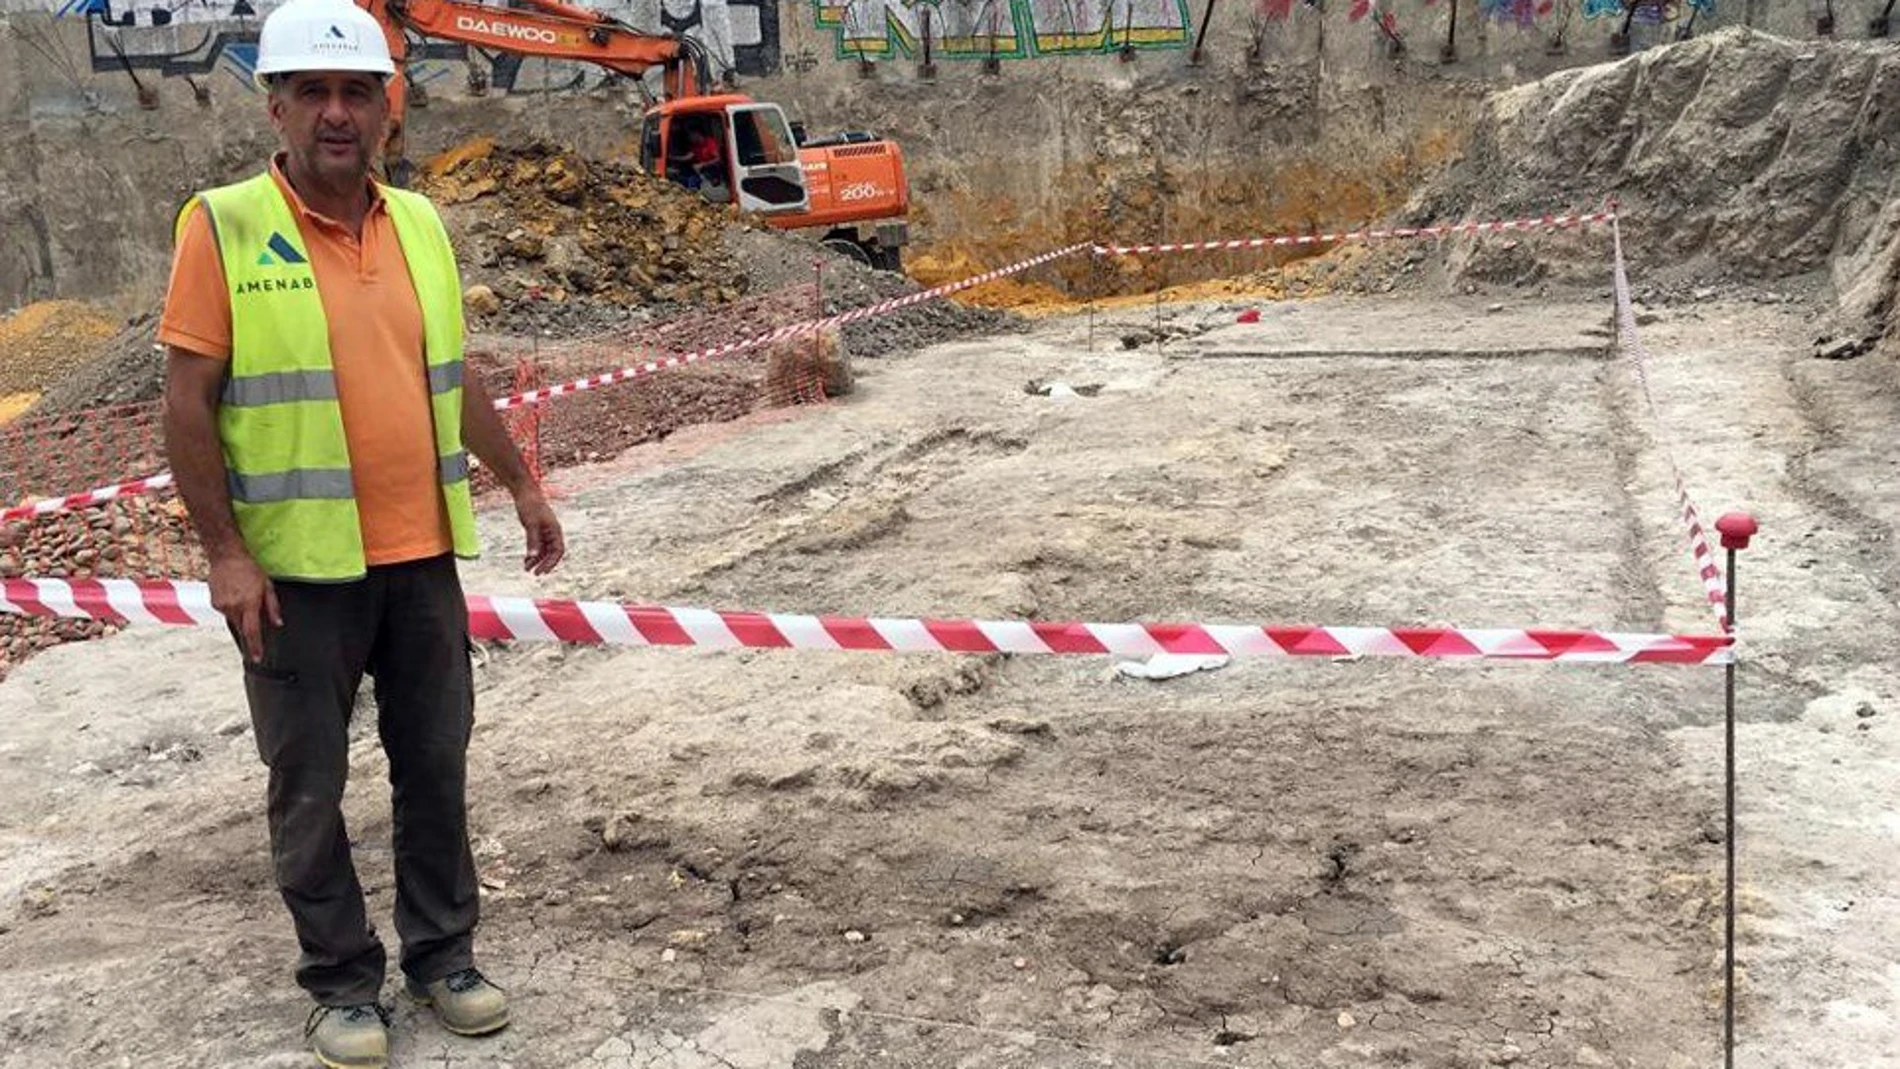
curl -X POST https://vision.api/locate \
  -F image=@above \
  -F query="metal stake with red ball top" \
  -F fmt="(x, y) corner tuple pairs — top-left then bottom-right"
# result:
(1715, 510), (1756, 1069)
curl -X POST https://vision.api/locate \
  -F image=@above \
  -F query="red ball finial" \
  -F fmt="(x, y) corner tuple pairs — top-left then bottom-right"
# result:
(1716, 512), (1758, 550)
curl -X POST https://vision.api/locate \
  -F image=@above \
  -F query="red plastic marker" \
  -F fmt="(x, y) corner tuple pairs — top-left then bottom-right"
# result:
(1716, 512), (1758, 550)
(1237, 308), (1261, 324)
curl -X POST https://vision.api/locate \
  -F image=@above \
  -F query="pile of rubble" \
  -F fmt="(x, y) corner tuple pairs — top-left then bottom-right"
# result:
(0, 497), (202, 680)
(0, 301), (119, 397)
(419, 139), (747, 327)
(24, 315), (165, 416)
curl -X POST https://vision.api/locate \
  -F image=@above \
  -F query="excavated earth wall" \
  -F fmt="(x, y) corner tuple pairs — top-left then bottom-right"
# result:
(2, 3), (1878, 315)
(1417, 27), (1900, 346)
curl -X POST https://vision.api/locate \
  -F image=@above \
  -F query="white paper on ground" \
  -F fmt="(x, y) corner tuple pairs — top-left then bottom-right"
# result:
(1115, 653), (1231, 680)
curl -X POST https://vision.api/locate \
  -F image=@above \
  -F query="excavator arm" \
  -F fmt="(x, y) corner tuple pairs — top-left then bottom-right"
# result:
(354, 0), (908, 259)
(358, 0), (710, 180)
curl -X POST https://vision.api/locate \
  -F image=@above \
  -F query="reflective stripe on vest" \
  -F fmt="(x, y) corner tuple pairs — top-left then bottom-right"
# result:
(229, 468), (356, 503)
(194, 171), (481, 581)
(427, 361), (464, 394)
(221, 367), (339, 407)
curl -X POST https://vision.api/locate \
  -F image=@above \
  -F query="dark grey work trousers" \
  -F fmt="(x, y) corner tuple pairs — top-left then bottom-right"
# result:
(239, 554), (479, 1007)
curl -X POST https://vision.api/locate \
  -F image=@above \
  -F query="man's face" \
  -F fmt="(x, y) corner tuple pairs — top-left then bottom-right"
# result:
(269, 71), (387, 187)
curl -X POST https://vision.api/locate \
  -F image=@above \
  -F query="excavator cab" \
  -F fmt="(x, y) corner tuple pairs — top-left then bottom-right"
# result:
(642, 96), (809, 216)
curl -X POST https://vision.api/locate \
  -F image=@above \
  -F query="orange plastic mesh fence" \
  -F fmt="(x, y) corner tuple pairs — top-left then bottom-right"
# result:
(469, 281), (832, 493)
(0, 285), (836, 674)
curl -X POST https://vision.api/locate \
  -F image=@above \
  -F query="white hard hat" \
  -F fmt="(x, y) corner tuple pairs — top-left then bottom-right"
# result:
(254, 0), (395, 86)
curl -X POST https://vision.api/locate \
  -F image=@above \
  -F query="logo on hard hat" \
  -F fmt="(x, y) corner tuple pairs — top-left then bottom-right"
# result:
(312, 21), (359, 51)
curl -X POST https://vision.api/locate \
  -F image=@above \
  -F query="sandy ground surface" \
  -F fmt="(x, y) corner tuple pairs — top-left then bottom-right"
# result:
(1, 289), (1895, 1068)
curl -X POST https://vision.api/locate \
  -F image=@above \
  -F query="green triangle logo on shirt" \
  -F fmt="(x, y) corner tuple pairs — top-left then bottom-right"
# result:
(256, 231), (309, 267)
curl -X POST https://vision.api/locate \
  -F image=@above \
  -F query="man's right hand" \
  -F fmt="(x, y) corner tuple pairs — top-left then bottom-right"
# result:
(210, 552), (282, 662)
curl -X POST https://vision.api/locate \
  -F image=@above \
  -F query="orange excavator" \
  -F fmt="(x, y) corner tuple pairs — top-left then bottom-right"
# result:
(360, 0), (911, 268)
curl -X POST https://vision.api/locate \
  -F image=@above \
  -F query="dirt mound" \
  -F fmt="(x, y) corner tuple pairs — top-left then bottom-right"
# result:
(418, 138), (748, 324)
(0, 301), (118, 395)
(15, 141), (1017, 418)
(424, 138), (1020, 354)
(24, 314), (164, 416)
(719, 229), (1021, 358)
(1417, 27), (1900, 335)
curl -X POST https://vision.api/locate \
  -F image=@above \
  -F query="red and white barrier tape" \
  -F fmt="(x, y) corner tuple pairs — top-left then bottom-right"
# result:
(0, 577), (1732, 665)
(2, 245), (1097, 518)
(1093, 211), (1616, 257)
(3, 471), (176, 525)
(1, 212), (1612, 521)
(1610, 219), (1730, 631)
(492, 243), (1095, 410)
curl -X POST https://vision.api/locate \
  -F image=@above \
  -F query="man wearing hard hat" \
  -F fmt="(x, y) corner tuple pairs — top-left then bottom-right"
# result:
(158, 0), (562, 1064)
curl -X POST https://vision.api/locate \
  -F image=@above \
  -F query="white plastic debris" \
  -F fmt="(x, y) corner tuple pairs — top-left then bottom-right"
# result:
(1114, 653), (1231, 680)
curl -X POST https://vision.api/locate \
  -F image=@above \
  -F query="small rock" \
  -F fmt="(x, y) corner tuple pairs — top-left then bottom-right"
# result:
(987, 717), (1053, 738)
(1337, 1010), (1355, 1029)
(597, 811), (667, 852)
(593, 1035), (634, 1059)
(1856, 702), (1878, 719)
(1692, 286), (1717, 301)
(214, 717), (248, 737)
(463, 284), (501, 316)
(1013, 957), (1030, 970)
(502, 229), (546, 260)
(1489, 1046), (1522, 1065)
(1814, 337), (1871, 361)
(660, 947), (678, 963)
(1485, 302), (1505, 314)
(844, 929), (867, 943)
(21, 887), (59, 918)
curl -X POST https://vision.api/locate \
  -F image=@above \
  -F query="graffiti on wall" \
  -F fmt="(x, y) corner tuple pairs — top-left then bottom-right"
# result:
(813, 0), (1193, 60)
(657, 0), (781, 75)
(47, 0), (780, 90)
(1249, 0), (1718, 31)
(1580, 0), (1716, 21)
(1479, 0), (1555, 25)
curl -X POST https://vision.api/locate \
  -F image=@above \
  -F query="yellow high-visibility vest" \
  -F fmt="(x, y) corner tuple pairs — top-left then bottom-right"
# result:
(185, 172), (479, 580)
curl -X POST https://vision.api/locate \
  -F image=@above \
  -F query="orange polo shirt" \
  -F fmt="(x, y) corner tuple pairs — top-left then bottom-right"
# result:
(159, 158), (452, 567)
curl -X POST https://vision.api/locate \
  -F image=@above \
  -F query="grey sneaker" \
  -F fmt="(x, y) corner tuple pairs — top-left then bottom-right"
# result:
(405, 966), (510, 1036)
(304, 1004), (388, 1069)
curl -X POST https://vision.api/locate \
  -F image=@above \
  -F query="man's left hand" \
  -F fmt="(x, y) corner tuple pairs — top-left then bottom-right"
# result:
(514, 488), (565, 575)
